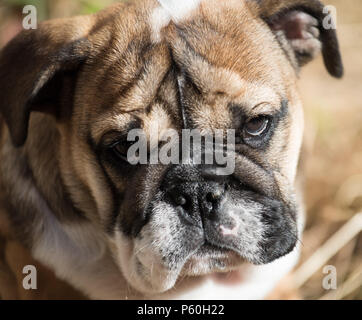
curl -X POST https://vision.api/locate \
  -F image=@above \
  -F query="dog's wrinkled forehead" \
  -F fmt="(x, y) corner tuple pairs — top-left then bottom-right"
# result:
(90, 0), (288, 142)
(156, 0), (290, 106)
(152, 0), (286, 83)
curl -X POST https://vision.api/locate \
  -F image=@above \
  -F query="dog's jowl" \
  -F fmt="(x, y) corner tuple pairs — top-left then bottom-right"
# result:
(0, 0), (343, 299)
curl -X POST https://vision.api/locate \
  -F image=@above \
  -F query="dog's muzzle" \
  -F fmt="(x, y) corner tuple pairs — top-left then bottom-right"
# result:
(162, 164), (250, 249)
(160, 162), (298, 265)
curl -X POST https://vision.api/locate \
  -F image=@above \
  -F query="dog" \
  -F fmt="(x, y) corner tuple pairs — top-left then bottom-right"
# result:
(0, 0), (343, 300)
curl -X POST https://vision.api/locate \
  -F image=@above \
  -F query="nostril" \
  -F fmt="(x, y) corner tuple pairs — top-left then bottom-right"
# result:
(175, 195), (187, 207)
(166, 183), (200, 213)
(203, 186), (225, 217)
(169, 190), (192, 210)
(206, 189), (223, 204)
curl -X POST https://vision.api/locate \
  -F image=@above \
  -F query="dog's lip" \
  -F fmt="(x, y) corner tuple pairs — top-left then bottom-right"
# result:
(197, 242), (232, 255)
(180, 242), (245, 276)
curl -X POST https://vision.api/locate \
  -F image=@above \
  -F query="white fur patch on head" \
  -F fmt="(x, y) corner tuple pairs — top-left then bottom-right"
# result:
(157, 0), (201, 22)
(151, 0), (201, 42)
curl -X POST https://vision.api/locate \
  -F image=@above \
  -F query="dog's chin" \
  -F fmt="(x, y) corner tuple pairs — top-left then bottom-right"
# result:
(122, 244), (247, 295)
(129, 260), (181, 294)
(180, 245), (247, 276)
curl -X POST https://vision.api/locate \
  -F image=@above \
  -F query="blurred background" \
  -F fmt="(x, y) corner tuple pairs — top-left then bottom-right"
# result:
(0, 0), (361, 300)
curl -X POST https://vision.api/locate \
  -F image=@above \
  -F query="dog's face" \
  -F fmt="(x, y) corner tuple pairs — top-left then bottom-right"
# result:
(0, 0), (342, 294)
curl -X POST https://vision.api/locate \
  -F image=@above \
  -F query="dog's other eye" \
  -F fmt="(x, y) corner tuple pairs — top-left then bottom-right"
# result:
(112, 141), (132, 162)
(244, 115), (270, 137)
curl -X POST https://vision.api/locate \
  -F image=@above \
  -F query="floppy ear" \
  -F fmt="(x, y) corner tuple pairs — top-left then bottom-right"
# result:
(249, 0), (343, 78)
(0, 17), (94, 147)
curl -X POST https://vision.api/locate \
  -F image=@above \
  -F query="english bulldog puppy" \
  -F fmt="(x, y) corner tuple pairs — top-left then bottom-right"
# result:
(0, 0), (342, 300)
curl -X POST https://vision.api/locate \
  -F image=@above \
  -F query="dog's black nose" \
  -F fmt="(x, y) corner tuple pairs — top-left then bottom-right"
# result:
(162, 164), (228, 225)
(203, 185), (225, 216)
(167, 180), (225, 223)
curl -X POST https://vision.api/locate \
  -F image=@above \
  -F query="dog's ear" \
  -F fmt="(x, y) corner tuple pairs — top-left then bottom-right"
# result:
(0, 17), (94, 147)
(249, 0), (343, 78)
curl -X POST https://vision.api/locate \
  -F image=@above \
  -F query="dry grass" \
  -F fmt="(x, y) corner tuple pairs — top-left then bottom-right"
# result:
(0, 0), (361, 300)
(293, 0), (362, 299)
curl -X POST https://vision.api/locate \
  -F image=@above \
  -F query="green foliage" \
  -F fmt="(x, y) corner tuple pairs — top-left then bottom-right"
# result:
(3, 0), (48, 20)
(2, 0), (119, 19)
(79, 0), (111, 14)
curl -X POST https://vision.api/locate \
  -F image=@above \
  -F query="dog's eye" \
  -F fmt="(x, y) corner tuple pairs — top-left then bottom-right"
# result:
(244, 115), (270, 137)
(112, 141), (132, 162)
